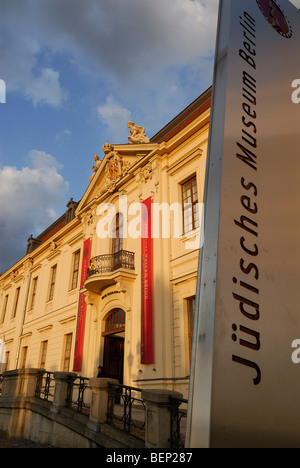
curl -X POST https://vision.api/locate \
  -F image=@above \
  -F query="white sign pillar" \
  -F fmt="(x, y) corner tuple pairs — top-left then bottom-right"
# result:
(187, 0), (300, 448)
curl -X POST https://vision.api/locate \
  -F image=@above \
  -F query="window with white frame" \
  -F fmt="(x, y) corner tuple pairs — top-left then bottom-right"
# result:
(182, 176), (199, 234)
(48, 265), (57, 302)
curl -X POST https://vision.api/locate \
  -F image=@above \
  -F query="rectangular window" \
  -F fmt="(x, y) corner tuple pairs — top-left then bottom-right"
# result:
(48, 265), (57, 302)
(11, 287), (21, 319)
(182, 176), (199, 234)
(63, 333), (72, 372)
(39, 341), (48, 368)
(0, 295), (9, 324)
(4, 351), (10, 372)
(30, 277), (38, 310)
(112, 212), (124, 255)
(71, 250), (80, 290)
(187, 297), (195, 361)
(20, 346), (28, 369)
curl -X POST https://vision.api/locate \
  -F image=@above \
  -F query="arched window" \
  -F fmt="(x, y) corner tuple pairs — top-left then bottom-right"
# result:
(103, 309), (126, 336)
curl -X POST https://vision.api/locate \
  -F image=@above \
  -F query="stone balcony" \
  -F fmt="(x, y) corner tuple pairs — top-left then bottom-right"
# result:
(84, 250), (136, 293)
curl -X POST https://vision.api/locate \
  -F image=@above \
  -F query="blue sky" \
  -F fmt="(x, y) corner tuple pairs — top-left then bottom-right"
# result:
(1, 0), (300, 273)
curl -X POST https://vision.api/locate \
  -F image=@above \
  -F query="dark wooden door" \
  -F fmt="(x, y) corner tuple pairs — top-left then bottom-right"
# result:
(103, 336), (124, 384)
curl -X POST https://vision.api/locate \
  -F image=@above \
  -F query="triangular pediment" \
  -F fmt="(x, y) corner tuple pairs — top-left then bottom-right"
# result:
(77, 141), (157, 214)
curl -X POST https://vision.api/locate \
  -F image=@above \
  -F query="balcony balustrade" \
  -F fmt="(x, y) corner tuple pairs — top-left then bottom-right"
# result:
(88, 250), (135, 276)
(85, 250), (136, 293)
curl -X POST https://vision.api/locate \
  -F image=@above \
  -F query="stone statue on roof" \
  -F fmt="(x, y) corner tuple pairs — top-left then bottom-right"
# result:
(89, 154), (101, 182)
(127, 121), (150, 144)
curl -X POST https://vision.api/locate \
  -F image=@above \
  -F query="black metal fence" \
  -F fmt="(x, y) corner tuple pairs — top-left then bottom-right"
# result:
(88, 250), (135, 276)
(66, 376), (91, 414)
(32, 370), (187, 448)
(169, 396), (188, 449)
(35, 372), (55, 402)
(106, 382), (146, 441)
(0, 374), (3, 397)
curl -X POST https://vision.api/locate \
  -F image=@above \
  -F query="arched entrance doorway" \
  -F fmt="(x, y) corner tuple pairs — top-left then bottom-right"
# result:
(103, 309), (125, 384)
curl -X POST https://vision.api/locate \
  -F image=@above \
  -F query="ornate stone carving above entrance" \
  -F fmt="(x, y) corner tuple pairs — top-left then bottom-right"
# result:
(99, 280), (132, 318)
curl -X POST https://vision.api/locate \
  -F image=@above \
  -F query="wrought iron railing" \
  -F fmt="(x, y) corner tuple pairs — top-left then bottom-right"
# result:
(0, 374), (3, 397)
(66, 376), (91, 414)
(87, 250), (135, 277)
(106, 382), (146, 441)
(169, 396), (188, 448)
(35, 372), (55, 402)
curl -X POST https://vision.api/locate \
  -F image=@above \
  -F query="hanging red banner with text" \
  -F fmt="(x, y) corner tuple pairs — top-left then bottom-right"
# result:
(73, 238), (92, 372)
(141, 197), (154, 364)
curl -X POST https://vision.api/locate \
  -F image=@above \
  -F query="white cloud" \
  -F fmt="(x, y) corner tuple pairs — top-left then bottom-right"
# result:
(26, 68), (68, 107)
(55, 129), (72, 142)
(97, 96), (131, 142)
(0, 4), (67, 108)
(3, 0), (300, 117)
(1, 33), (67, 108)
(0, 150), (69, 272)
(1, 0), (218, 109)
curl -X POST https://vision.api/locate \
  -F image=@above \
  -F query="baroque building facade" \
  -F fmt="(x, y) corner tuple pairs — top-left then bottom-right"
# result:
(0, 88), (211, 398)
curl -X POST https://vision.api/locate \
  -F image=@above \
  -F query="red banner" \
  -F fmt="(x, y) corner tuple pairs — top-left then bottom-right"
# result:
(141, 197), (154, 364)
(73, 238), (92, 372)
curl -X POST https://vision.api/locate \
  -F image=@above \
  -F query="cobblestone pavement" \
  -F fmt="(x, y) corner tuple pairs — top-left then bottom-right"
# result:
(0, 437), (54, 448)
